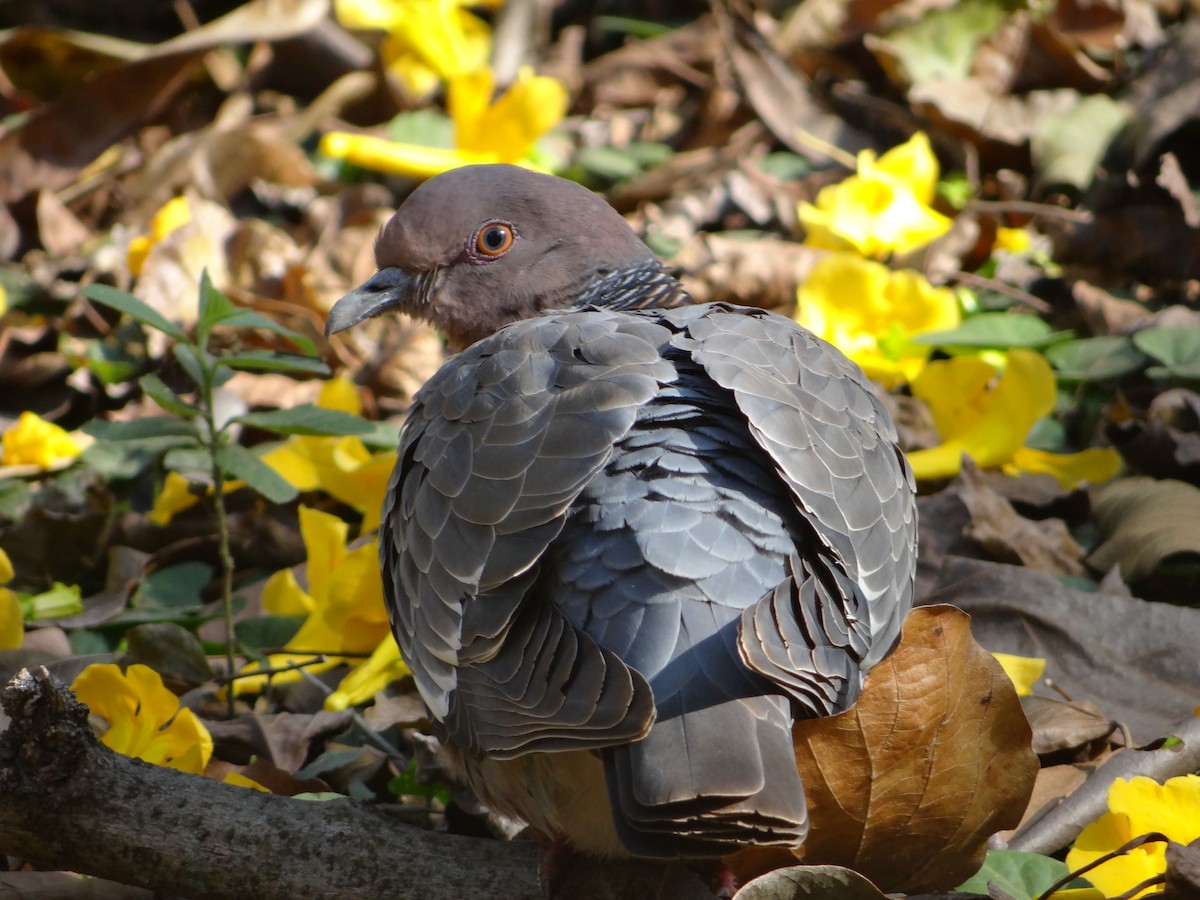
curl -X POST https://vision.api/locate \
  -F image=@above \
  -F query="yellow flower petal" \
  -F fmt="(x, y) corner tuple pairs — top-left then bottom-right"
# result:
(128, 196), (192, 276)
(992, 652), (1045, 696)
(298, 505), (349, 606)
(72, 663), (212, 774)
(326, 633), (410, 711)
(149, 471), (245, 526)
(1110, 775), (1200, 846)
(261, 567), (314, 617)
(235, 509), (391, 696)
(1067, 775), (1200, 899)
(873, 131), (940, 205)
(995, 226), (1032, 254)
(457, 67), (569, 162)
(1, 411), (82, 469)
(799, 131), (951, 258)
(223, 771), (271, 791)
(0, 588), (22, 649)
(321, 130), (493, 179)
(149, 471), (201, 525)
(797, 253), (959, 388)
(908, 350), (1055, 479)
(322, 65), (567, 181)
(1009, 446), (1123, 489)
(318, 376), (363, 416)
(0, 546), (13, 583)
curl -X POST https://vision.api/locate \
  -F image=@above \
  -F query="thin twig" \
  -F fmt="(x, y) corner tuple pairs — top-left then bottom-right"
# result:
(952, 269), (1052, 314)
(968, 199), (1092, 224)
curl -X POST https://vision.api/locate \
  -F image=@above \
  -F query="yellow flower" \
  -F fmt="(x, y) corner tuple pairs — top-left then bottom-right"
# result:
(1067, 775), (1200, 898)
(223, 771), (270, 791)
(799, 132), (952, 258)
(0, 547), (20, 650)
(995, 226), (1032, 254)
(72, 663), (213, 774)
(148, 471), (247, 526)
(335, 0), (498, 97)
(1, 411), (82, 469)
(797, 252), (960, 387)
(907, 349), (1123, 488)
(127, 195), (192, 276)
(992, 652), (1045, 696)
(261, 378), (396, 530)
(235, 506), (392, 696)
(320, 66), (568, 181)
(325, 633), (409, 711)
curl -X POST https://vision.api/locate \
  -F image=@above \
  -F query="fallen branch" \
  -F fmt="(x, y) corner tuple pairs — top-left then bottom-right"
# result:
(0, 667), (695, 900)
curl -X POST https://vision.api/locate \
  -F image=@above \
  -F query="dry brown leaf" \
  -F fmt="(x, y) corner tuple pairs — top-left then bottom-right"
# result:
(734, 864), (887, 900)
(1021, 695), (1118, 757)
(955, 460), (1088, 578)
(1088, 477), (1200, 580)
(728, 605), (1037, 893)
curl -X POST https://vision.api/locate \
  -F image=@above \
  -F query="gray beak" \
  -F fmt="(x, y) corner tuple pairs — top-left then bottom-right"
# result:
(325, 267), (417, 337)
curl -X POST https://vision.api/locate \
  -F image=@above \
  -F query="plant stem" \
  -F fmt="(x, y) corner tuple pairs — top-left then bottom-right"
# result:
(210, 447), (237, 719)
(197, 354), (238, 719)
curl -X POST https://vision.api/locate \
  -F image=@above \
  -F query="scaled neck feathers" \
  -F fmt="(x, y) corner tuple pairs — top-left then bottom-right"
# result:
(573, 259), (692, 312)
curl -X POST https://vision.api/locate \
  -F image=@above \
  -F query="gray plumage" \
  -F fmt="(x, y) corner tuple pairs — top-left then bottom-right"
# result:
(326, 164), (917, 859)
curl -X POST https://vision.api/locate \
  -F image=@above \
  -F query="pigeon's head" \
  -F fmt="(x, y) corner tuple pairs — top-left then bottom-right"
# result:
(325, 164), (676, 351)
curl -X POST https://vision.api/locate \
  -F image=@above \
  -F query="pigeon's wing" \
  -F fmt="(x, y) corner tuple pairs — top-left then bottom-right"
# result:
(383, 309), (677, 758)
(680, 304), (918, 713)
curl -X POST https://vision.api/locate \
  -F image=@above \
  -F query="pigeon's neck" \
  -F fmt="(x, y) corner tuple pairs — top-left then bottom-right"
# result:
(574, 260), (692, 312)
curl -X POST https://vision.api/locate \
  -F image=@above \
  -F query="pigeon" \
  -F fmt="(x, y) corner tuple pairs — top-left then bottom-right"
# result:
(326, 164), (917, 860)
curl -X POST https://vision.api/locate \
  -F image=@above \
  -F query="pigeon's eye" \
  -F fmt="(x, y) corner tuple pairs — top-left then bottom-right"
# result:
(474, 222), (514, 257)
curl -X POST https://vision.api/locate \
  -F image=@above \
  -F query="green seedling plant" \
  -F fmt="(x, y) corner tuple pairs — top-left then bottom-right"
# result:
(82, 273), (370, 710)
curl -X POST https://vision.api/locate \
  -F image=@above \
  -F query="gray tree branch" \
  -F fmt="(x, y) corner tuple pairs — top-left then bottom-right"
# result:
(0, 667), (698, 900)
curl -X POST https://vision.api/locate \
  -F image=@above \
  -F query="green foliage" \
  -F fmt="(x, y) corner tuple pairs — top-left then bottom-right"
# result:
(1045, 336), (1148, 382)
(873, 0), (1008, 86)
(389, 758), (451, 806)
(81, 272), (374, 689)
(957, 849), (1092, 899)
(913, 312), (1069, 350)
(1134, 326), (1200, 380)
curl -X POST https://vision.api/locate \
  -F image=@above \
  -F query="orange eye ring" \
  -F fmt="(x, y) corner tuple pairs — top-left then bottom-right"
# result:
(474, 222), (515, 257)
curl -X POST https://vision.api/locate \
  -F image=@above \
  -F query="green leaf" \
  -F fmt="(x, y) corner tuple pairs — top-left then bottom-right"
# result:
(139, 373), (200, 417)
(75, 339), (140, 386)
(164, 446), (213, 476)
(196, 270), (235, 345)
(84, 417), (202, 442)
(1032, 94), (1131, 191)
(389, 758), (451, 805)
(216, 443), (297, 504)
(217, 310), (317, 355)
(1044, 336), (1147, 382)
(913, 313), (1066, 350)
(358, 419), (402, 451)
(235, 614), (304, 650)
(869, 0), (1007, 86)
(386, 108), (454, 147)
(1133, 326), (1200, 380)
(134, 561), (213, 609)
(233, 405), (373, 437)
(221, 350), (330, 376)
(173, 343), (209, 390)
(83, 283), (189, 342)
(957, 850), (1089, 900)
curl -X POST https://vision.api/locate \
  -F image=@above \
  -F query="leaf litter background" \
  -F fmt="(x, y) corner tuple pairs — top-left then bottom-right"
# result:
(1, 0), (1199, 897)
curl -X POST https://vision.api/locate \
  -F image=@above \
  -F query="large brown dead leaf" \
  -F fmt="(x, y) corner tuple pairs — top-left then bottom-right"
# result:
(728, 605), (1037, 893)
(927, 556), (1200, 742)
(1088, 477), (1200, 581)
